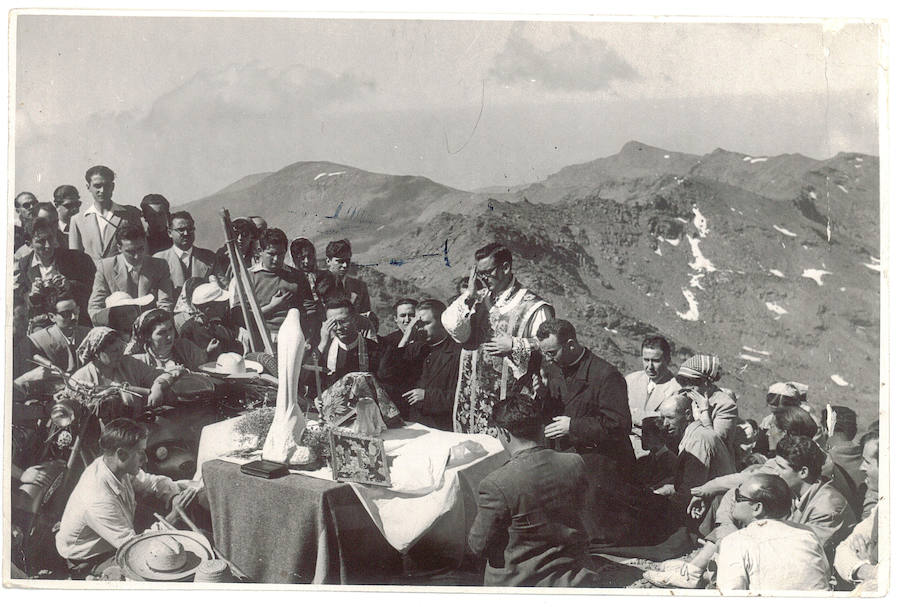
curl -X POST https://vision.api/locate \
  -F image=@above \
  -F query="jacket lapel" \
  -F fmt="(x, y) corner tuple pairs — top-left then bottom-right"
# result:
(113, 256), (129, 292)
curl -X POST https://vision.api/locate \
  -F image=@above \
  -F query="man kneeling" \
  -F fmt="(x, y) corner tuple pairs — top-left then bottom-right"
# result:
(56, 418), (201, 578)
(467, 394), (601, 587)
(717, 473), (831, 591)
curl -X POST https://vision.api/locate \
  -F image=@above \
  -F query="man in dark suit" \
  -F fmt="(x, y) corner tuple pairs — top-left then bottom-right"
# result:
(534, 318), (636, 543)
(376, 298), (419, 413)
(13, 191), (37, 252)
(13, 218), (95, 315)
(140, 194), (173, 255)
(301, 297), (381, 398)
(69, 165), (142, 263)
(53, 184), (82, 243)
(468, 394), (601, 587)
(153, 210), (216, 297)
(401, 299), (462, 431)
(324, 239), (371, 314)
(88, 222), (174, 318)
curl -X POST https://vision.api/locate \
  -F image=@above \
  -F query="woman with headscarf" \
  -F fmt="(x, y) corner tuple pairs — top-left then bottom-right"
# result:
(71, 326), (178, 412)
(674, 354), (738, 458)
(125, 309), (209, 372)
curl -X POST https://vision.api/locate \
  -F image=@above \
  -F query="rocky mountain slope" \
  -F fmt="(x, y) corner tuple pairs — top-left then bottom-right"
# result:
(185, 142), (881, 428)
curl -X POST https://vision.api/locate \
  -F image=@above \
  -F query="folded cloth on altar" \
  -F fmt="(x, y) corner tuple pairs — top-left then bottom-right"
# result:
(350, 425), (503, 552)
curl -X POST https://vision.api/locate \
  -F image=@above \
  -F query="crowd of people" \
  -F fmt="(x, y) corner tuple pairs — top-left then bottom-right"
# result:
(9, 165), (881, 591)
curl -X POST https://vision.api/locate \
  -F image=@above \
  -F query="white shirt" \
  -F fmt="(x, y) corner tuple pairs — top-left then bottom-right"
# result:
(717, 518), (831, 592)
(30, 252), (60, 280)
(55, 457), (181, 561)
(175, 246), (193, 264)
(122, 257), (142, 276)
(834, 506), (878, 583)
(82, 204), (116, 246)
(326, 335), (360, 373)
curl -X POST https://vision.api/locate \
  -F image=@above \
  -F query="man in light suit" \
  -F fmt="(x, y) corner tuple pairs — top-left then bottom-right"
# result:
(625, 335), (680, 456)
(88, 222), (174, 319)
(324, 239), (371, 314)
(153, 211), (216, 297)
(69, 165), (142, 263)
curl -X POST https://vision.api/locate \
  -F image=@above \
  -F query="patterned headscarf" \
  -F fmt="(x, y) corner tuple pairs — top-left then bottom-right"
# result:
(677, 354), (722, 383)
(76, 327), (119, 366)
(124, 308), (174, 356)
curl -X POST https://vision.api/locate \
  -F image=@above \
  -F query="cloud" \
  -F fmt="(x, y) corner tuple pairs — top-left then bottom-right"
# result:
(489, 28), (638, 92)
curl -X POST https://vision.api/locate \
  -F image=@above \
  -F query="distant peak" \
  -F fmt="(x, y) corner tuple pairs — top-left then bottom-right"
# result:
(619, 140), (663, 154)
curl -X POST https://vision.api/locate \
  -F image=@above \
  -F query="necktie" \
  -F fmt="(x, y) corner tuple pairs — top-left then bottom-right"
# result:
(126, 267), (138, 296)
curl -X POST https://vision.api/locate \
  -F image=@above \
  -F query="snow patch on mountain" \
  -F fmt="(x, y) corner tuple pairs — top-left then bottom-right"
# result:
(773, 225), (797, 237)
(831, 374), (849, 387)
(802, 269), (832, 286)
(769, 269), (784, 278)
(676, 289), (700, 321)
(687, 235), (716, 272)
(766, 301), (788, 317)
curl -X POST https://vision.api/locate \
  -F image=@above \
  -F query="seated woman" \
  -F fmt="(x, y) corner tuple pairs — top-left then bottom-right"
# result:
(125, 309), (209, 372)
(71, 327), (177, 413)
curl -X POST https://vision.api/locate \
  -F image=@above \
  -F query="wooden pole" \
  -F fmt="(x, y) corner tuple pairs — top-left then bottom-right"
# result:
(220, 209), (265, 353)
(229, 215), (275, 355)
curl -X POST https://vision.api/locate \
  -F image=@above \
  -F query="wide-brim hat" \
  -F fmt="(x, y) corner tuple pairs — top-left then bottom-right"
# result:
(199, 352), (263, 378)
(191, 283), (230, 306)
(91, 291), (155, 327)
(193, 559), (235, 583)
(116, 530), (213, 582)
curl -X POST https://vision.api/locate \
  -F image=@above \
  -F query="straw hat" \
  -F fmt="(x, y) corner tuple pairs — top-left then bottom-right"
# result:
(193, 559), (235, 583)
(116, 530), (213, 582)
(91, 291), (154, 326)
(199, 352), (263, 378)
(191, 283), (230, 306)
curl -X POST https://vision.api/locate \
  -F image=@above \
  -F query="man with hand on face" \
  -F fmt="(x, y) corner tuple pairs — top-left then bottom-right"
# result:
(301, 297), (381, 397)
(153, 211), (216, 297)
(376, 298), (420, 415)
(88, 222), (174, 319)
(716, 474), (831, 591)
(69, 165), (142, 263)
(324, 239), (371, 314)
(396, 300), (461, 430)
(56, 418), (203, 579)
(442, 242), (553, 434)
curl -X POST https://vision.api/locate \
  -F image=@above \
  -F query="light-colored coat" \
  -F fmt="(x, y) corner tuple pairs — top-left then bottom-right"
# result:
(68, 203), (141, 263)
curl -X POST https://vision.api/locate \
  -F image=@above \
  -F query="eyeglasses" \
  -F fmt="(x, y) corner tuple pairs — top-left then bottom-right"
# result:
(58, 200), (81, 209)
(17, 201), (35, 210)
(733, 487), (759, 504)
(476, 265), (501, 280)
(55, 310), (78, 319)
(171, 226), (196, 234)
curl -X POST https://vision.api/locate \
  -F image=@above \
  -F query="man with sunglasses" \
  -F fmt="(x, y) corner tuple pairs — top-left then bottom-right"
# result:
(153, 211), (216, 297)
(442, 242), (553, 434)
(13, 191), (38, 252)
(18, 284), (90, 374)
(716, 474), (831, 591)
(53, 185), (82, 242)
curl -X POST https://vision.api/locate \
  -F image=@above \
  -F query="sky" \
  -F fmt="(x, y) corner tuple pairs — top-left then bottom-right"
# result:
(13, 15), (882, 205)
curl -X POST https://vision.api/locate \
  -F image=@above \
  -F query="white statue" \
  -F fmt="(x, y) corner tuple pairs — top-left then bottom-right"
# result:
(262, 308), (311, 465)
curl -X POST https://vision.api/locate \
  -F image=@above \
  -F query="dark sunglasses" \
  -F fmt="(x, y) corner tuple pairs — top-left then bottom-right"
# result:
(475, 265), (501, 279)
(733, 487), (759, 504)
(18, 201), (35, 210)
(54, 310), (78, 319)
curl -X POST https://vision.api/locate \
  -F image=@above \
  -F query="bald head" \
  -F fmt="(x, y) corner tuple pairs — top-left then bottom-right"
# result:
(735, 473), (793, 524)
(659, 393), (693, 439)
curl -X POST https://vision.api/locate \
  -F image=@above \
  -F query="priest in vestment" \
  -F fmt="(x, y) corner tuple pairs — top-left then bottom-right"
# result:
(441, 243), (553, 434)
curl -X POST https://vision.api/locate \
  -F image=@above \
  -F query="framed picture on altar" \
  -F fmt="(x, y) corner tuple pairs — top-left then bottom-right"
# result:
(328, 429), (392, 487)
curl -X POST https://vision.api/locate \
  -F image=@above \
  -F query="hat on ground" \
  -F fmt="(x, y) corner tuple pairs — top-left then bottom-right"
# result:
(193, 559), (235, 583)
(199, 352), (263, 378)
(91, 291), (155, 327)
(191, 283), (230, 306)
(116, 530), (212, 582)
